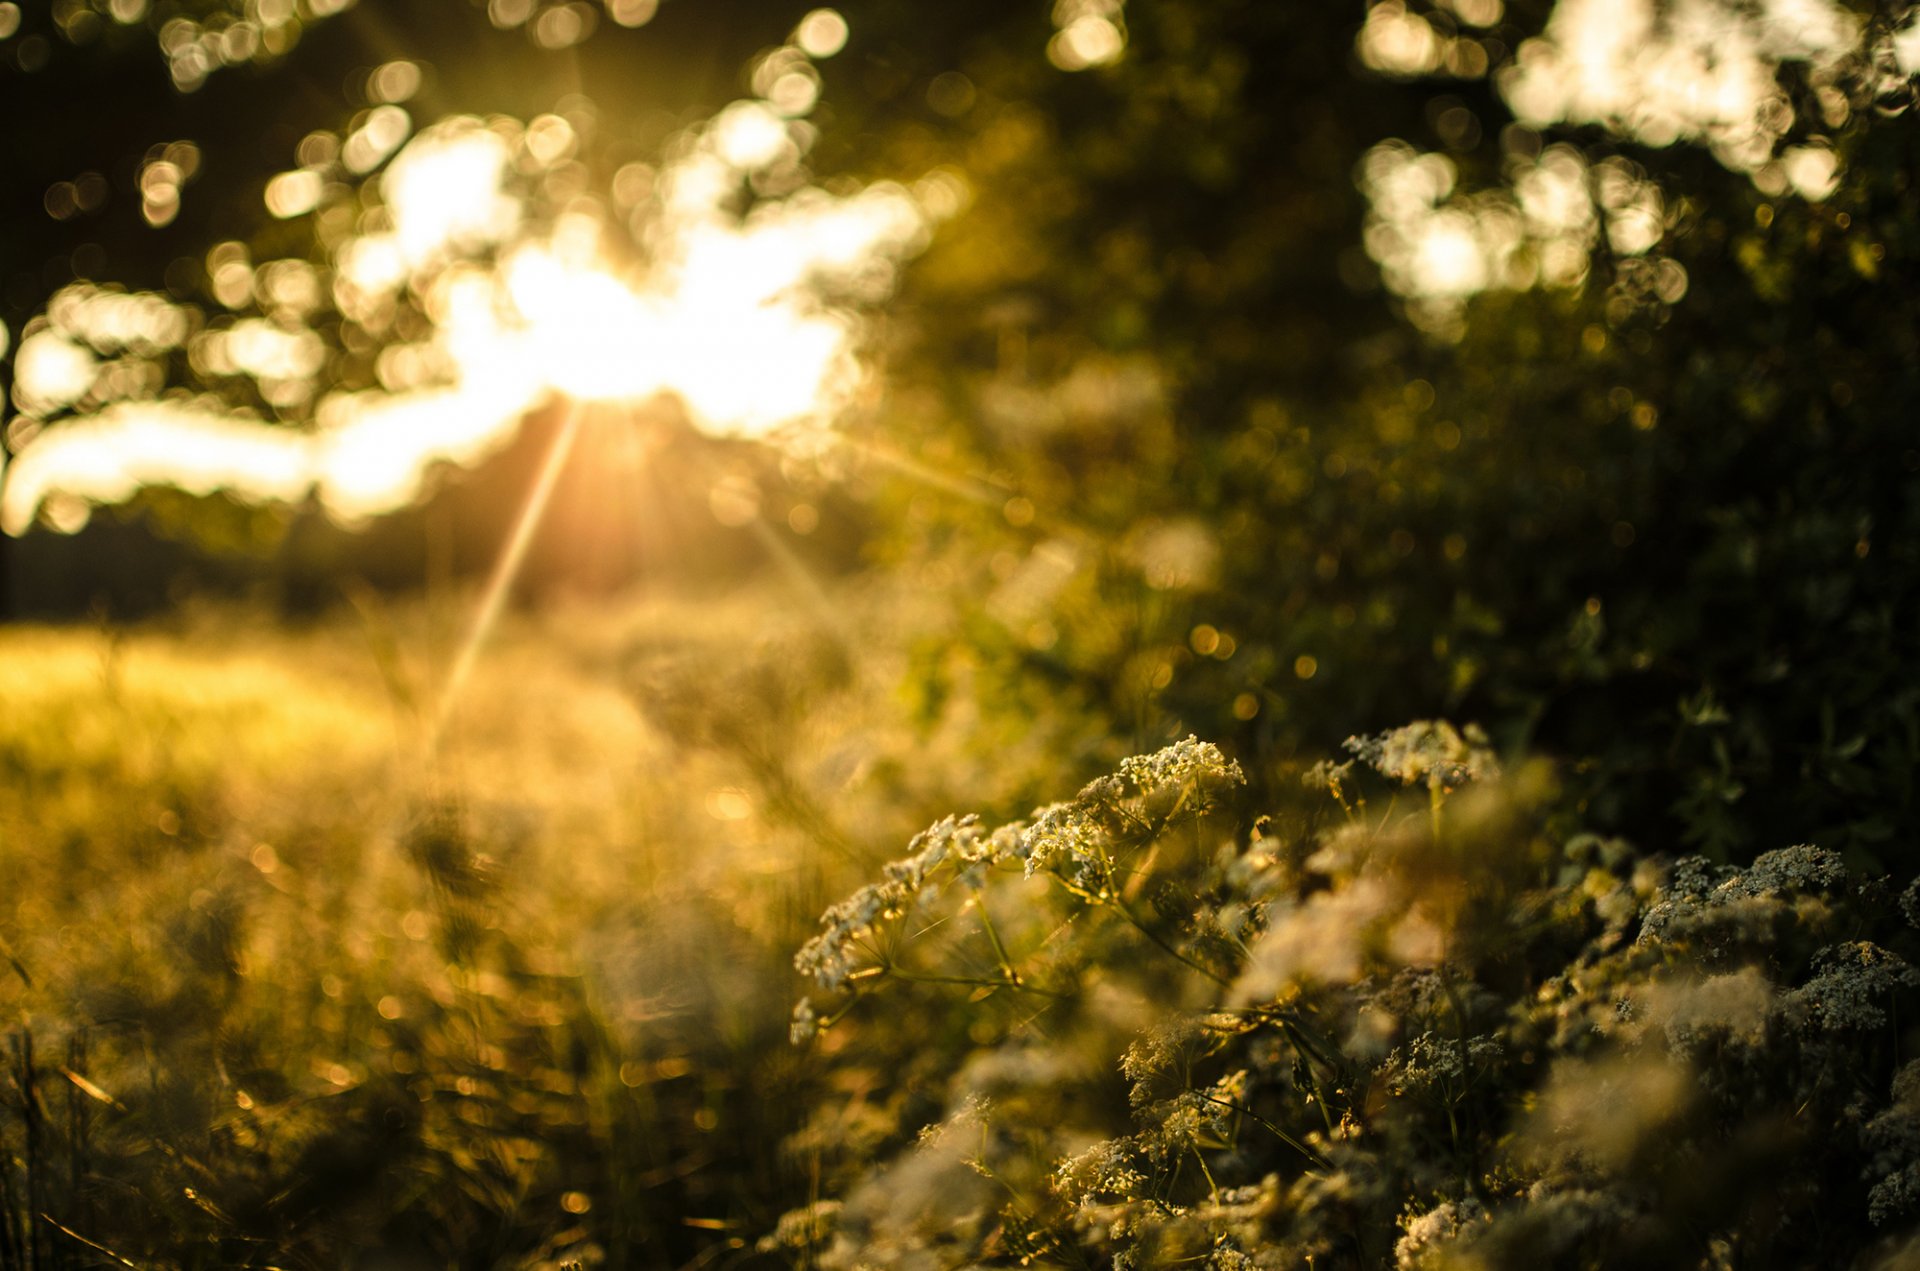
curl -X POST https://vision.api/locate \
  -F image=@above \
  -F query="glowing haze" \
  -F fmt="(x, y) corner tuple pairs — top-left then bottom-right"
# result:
(2, 11), (947, 535)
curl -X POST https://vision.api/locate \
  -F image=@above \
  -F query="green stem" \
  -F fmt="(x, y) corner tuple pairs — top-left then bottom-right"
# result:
(1240, 1005), (1342, 1071)
(971, 887), (1020, 985)
(1436, 966), (1482, 1200)
(884, 968), (1072, 999)
(1193, 1092), (1329, 1170)
(1105, 895), (1228, 987)
(1192, 1148), (1219, 1202)
(1276, 1018), (1341, 1138)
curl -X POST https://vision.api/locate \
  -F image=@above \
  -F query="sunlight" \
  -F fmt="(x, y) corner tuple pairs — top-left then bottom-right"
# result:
(1351, 0), (1877, 334)
(381, 122), (521, 266)
(1360, 135), (1674, 332)
(1, 11), (939, 537)
(1501, 0), (1861, 172)
(429, 401), (585, 749)
(0, 402), (313, 521)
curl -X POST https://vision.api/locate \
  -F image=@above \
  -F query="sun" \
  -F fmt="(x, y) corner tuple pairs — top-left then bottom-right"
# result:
(1, 9), (941, 539)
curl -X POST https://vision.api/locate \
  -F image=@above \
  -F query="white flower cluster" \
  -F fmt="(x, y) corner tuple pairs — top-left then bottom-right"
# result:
(793, 876), (914, 993)
(1394, 1197), (1489, 1269)
(1054, 1138), (1148, 1202)
(1343, 720), (1499, 788)
(1379, 1031), (1503, 1097)
(1787, 941), (1920, 1033)
(1720, 844), (1848, 898)
(1397, 1184), (1649, 1268)
(1300, 758), (1352, 788)
(1116, 735), (1247, 797)
(1020, 799), (1117, 888)
(1641, 967), (1774, 1052)
(1490, 1186), (1644, 1260)
(792, 814), (1021, 993)
(1901, 876), (1920, 930)
(1055, 1070), (1246, 1212)
(1865, 1061), (1920, 1227)
(793, 737), (1244, 1000)
(755, 1199), (843, 1254)
(1119, 1017), (1207, 1107)
(1142, 1073), (1246, 1163)
(882, 813), (1017, 893)
(1638, 844), (1848, 946)
(789, 996), (818, 1044)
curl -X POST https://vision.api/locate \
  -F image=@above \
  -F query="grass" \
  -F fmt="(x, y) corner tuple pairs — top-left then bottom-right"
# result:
(0, 590), (938, 1269)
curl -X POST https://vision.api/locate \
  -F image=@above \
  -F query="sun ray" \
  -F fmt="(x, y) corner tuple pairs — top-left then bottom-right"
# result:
(831, 433), (1011, 508)
(745, 513), (851, 647)
(428, 399), (585, 750)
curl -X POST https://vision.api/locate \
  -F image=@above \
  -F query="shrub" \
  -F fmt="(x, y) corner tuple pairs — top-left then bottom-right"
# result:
(784, 726), (1920, 1268)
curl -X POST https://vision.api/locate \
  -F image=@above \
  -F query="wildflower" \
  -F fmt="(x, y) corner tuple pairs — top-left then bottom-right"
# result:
(790, 997), (818, 1045)
(1394, 1197), (1489, 1268)
(1116, 735), (1246, 798)
(1136, 1074), (1245, 1162)
(1722, 844), (1847, 898)
(1462, 1187), (1644, 1263)
(1864, 1062), (1920, 1226)
(1233, 875), (1401, 1002)
(1378, 1031), (1503, 1097)
(792, 735), (1244, 1041)
(1900, 876), (1920, 929)
(1639, 967), (1774, 1050)
(1638, 844), (1849, 948)
(1120, 1017), (1206, 1106)
(1020, 799), (1111, 885)
(1520, 1052), (1692, 1172)
(756, 1200), (842, 1253)
(1055, 1139), (1148, 1203)
(1301, 758), (1355, 793)
(1787, 941), (1920, 1032)
(793, 879), (910, 991)
(1344, 721), (1499, 787)
(883, 813), (1007, 891)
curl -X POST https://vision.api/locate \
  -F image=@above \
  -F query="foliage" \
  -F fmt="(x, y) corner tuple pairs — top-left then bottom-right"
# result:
(828, 0), (1920, 869)
(781, 726), (1920, 1268)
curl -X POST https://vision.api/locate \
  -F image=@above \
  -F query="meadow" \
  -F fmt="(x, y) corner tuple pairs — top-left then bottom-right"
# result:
(0, 591), (904, 1267)
(8, 0), (1920, 1266)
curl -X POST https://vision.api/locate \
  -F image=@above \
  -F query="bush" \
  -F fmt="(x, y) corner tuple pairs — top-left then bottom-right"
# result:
(783, 726), (1920, 1269)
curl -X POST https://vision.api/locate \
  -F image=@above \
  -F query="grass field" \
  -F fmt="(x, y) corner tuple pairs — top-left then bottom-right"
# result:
(0, 590), (961, 1268)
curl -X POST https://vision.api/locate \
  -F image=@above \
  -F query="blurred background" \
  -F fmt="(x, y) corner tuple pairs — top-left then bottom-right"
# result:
(4, 0), (1920, 1265)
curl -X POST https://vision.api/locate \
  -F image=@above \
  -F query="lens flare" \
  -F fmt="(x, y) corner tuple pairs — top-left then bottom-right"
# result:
(2, 73), (944, 537)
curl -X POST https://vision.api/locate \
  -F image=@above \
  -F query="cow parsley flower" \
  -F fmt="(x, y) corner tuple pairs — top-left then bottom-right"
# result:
(1120, 1018), (1206, 1106)
(1900, 877), (1920, 929)
(1639, 845), (1849, 947)
(1723, 844), (1847, 898)
(790, 996), (819, 1044)
(1865, 1061), (1920, 1226)
(1021, 799), (1113, 886)
(1394, 1197), (1489, 1268)
(1379, 1031), (1503, 1096)
(1117, 735), (1246, 797)
(884, 813), (1011, 892)
(794, 736), (1243, 1023)
(794, 879), (910, 991)
(1055, 1138), (1148, 1202)
(1788, 941), (1920, 1032)
(1344, 720), (1498, 787)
